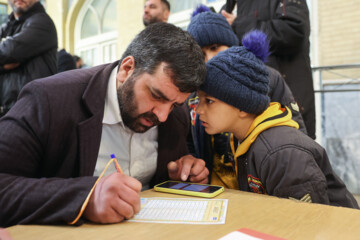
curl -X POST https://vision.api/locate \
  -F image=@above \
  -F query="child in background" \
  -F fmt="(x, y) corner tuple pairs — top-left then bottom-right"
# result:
(195, 30), (358, 208)
(186, 6), (306, 189)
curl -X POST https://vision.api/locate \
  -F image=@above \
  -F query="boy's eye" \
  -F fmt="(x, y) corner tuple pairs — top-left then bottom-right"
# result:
(206, 98), (214, 104)
(209, 44), (219, 51)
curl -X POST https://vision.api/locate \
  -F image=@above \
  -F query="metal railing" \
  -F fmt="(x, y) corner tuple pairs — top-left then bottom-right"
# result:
(313, 63), (360, 92)
(312, 63), (360, 194)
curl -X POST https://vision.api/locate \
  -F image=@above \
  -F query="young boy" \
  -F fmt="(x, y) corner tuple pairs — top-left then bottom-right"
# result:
(185, 7), (306, 189)
(195, 36), (358, 208)
(187, 8), (306, 133)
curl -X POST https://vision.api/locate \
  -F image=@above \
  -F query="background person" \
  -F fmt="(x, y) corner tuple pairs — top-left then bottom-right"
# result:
(57, 49), (76, 73)
(186, 7), (307, 187)
(221, 0), (316, 139)
(143, 0), (170, 26)
(0, 0), (57, 117)
(72, 55), (84, 69)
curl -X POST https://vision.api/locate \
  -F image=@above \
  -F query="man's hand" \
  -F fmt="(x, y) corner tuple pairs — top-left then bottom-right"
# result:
(84, 173), (142, 224)
(167, 154), (209, 184)
(221, 10), (236, 26)
(3, 63), (20, 70)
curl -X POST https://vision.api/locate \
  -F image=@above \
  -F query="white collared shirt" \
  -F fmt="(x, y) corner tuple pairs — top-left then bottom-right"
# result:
(94, 67), (158, 190)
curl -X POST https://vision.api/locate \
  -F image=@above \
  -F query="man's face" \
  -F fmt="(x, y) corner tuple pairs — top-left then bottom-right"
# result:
(76, 59), (83, 69)
(8, 0), (38, 17)
(143, 0), (169, 26)
(117, 62), (189, 133)
(202, 44), (229, 63)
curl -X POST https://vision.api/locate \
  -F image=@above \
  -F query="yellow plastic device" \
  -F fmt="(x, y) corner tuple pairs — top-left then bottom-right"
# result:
(154, 180), (224, 198)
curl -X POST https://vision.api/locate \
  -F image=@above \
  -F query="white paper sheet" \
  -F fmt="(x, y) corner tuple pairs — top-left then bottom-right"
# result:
(127, 197), (228, 224)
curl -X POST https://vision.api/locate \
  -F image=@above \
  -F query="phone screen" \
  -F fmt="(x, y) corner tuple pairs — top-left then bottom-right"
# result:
(157, 181), (222, 193)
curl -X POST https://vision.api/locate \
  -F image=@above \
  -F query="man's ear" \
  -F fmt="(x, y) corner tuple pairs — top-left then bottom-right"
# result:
(117, 56), (135, 86)
(238, 110), (249, 119)
(163, 10), (170, 22)
(238, 110), (257, 121)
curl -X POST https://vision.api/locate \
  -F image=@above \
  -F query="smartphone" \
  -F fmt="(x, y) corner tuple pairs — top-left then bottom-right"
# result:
(154, 181), (224, 198)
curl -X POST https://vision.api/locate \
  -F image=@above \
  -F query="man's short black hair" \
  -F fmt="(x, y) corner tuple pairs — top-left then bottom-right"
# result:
(121, 22), (205, 93)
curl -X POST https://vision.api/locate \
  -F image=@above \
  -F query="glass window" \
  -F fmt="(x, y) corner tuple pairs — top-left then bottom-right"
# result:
(75, 0), (118, 67)
(81, 9), (99, 39)
(0, 3), (8, 26)
(80, 0), (116, 39)
(102, 0), (117, 33)
(92, 0), (107, 16)
(168, 0), (223, 13)
(167, 0), (225, 29)
(168, 0), (202, 13)
(68, 0), (75, 9)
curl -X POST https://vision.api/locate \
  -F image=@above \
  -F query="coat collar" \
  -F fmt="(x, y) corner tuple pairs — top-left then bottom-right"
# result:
(77, 61), (120, 175)
(82, 61), (120, 116)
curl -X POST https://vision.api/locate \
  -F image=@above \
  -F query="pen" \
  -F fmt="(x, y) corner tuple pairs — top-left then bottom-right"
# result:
(110, 154), (123, 174)
(69, 154), (123, 224)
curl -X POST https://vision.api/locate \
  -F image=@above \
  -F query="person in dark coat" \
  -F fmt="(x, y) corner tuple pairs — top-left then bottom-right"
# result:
(0, 0), (58, 117)
(57, 49), (76, 72)
(186, 8), (307, 182)
(221, 0), (316, 139)
(0, 23), (208, 227)
(196, 32), (358, 209)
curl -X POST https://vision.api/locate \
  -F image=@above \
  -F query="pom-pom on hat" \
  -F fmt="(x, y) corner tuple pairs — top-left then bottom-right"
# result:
(187, 5), (239, 48)
(200, 30), (270, 115)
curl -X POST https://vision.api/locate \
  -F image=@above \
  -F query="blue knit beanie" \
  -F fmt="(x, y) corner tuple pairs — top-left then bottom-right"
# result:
(200, 31), (270, 115)
(187, 11), (239, 48)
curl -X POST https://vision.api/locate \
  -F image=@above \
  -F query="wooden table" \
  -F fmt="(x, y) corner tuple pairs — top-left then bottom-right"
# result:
(7, 189), (360, 240)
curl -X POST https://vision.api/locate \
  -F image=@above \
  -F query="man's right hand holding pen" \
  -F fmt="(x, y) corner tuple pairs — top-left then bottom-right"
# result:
(83, 154), (142, 224)
(83, 154), (209, 224)
(84, 173), (142, 223)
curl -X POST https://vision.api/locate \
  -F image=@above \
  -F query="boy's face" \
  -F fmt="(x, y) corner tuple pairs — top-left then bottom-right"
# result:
(201, 44), (229, 63)
(196, 90), (239, 135)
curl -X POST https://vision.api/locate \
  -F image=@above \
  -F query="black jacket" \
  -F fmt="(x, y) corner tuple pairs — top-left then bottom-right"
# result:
(0, 2), (57, 116)
(225, 0), (316, 139)
(237, 121), (358, 209)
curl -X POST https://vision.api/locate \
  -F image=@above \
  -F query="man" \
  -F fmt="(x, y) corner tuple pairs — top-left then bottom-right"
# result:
(0, 0), (58, 116)
(73, 55), (84, 69)
(221, 0), (316, 139)
(143, 0), (170, 26)
(0, 23), (208, 227)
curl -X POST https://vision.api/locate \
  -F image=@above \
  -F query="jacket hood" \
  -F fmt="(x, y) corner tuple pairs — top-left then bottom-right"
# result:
(234, 102), (299, 159)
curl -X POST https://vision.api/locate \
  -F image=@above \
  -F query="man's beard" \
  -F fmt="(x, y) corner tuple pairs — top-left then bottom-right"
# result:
(143, 16), (161, 27)
(117, 74), (161, 133)
(10, 2), (32, 15)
